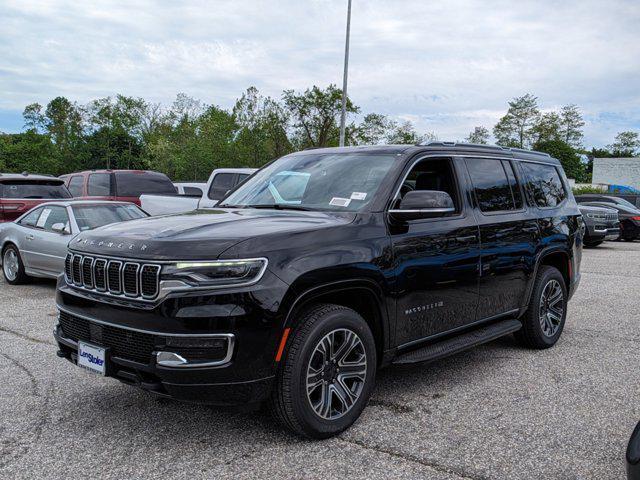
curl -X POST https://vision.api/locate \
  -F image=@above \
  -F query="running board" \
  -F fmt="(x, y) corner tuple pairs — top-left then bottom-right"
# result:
(392, 319), (522, 365)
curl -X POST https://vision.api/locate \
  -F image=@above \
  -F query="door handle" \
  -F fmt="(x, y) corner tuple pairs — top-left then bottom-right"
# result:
(26, 234), (34, 241)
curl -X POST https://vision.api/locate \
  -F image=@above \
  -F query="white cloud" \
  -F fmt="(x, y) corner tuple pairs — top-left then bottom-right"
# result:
(0, 0), (638, 147)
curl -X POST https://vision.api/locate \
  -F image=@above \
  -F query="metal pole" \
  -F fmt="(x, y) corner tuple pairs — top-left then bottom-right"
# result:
(339, 0), (352, 147)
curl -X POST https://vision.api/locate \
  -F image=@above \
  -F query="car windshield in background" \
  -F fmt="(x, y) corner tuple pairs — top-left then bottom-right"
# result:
(613, 198), (638, 209)
(220, 153), (397, 211)
(0, 181), (71, 199)
(115, 172), (176, 196)
(72, 204), (147, 231)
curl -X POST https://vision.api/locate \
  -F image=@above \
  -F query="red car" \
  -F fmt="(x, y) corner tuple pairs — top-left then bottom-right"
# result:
(0, 173), (72, 222)
(60, 170), (176, 206)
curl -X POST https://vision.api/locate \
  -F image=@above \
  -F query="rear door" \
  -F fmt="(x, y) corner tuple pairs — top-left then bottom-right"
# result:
(465, 157), (539, 319)
(390, 156), (480, 346)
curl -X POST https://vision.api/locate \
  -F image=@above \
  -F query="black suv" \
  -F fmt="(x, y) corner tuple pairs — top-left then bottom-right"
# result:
(54, 143), (583, 438)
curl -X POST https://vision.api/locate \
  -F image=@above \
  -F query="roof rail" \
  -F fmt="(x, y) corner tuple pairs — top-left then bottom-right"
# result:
(508, 147), (551, 158)
(416, 141), (510, 152)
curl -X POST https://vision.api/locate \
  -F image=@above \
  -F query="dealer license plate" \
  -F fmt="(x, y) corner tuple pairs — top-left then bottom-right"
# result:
(77, 341), (106, 376)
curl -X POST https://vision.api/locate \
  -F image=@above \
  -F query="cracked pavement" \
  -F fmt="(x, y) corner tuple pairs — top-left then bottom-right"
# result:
(1, 241), (639, 479)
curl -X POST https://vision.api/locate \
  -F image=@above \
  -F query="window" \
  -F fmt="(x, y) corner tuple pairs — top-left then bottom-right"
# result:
(0, 181), (71, 199)
(208, 173), (236, 201)
(88, 173), (112, 196)
(521, 162), (566, 208)
(114, 172), (176, 197)
(183, 186), (203, 196)
(72, 204), (148, 231)
(37, 206), (70, 232)
(18, 208), (43, 227)
(398, 158), (460, 213)
(466, 158), (521, 212)
(68, 176), (84, 197)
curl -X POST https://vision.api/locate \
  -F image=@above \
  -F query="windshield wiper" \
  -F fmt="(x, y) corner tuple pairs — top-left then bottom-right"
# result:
(242, 204), (315, 211)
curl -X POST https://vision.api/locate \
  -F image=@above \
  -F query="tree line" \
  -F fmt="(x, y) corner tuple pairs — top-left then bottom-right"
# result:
(1, 86), (638, 182)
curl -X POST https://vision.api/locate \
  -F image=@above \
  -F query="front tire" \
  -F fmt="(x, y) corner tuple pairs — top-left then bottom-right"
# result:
(515, 265), (567, 349)
(270, 304), (377, 438)
(2, 244), (31, 285)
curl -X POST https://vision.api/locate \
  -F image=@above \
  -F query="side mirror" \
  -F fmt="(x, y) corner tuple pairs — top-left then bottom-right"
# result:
(389, 190), (455, 222)
(51, 223), (70, 235)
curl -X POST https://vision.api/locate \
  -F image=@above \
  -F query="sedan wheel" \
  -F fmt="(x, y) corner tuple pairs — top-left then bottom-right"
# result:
(2, 246), (30, 285)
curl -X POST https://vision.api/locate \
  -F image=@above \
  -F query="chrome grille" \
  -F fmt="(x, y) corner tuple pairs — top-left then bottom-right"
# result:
(65, 253), (160, 301)
(81, 257), (94, 288)
(123, 263), (139, 297)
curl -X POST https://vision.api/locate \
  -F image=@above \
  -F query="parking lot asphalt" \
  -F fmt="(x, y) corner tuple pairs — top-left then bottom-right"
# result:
(1, 241), (639, 479)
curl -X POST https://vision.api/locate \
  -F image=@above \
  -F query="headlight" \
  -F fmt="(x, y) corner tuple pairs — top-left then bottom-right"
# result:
(161, 258), (268, 288)
(585, 213), (605, 220)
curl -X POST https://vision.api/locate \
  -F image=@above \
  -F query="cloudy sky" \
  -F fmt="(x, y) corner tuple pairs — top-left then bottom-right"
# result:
(1, 0), (638, 147)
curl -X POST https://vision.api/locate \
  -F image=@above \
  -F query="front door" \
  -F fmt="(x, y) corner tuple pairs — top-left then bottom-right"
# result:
(465, 157), (539, 319)
(391, 157), (481, 347)
(28, 205), (71, 275)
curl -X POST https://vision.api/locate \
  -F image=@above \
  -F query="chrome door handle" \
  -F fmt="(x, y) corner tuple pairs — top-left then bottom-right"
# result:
(26, 234), (35, 240)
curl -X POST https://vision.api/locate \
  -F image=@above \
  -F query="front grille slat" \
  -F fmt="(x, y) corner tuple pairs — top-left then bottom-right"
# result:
(82, 257), (94, 288)
(123, 263), (140, 297)
(107, 261), (122, 294)
(65, 254), (160, 302)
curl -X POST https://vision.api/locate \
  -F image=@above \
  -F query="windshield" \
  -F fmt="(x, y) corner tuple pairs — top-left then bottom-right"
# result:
(72, 204), (148, 231)
(220, 153), (397, 211)
(0, 181), (71, 199)
(612, 197), (638, 209)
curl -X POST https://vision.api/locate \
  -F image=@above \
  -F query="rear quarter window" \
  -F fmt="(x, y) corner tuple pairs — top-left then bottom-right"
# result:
(521, 162), (566, 208)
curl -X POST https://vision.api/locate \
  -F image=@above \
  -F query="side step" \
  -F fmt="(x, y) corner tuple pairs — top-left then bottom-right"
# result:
(392, 319), (522, 365)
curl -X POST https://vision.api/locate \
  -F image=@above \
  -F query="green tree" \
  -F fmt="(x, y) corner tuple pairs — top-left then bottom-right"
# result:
(283, 84), (358, 148)
(493, 94), (540, 148)
(531, 112), (562, 144)
(608, 131), (640, 157)
(351, 113), (393, 145)
(534, 140), (585, 181)
(0, 131), (60, 174)
(466, 126), (490, 144)
(559, 104), (584, 148)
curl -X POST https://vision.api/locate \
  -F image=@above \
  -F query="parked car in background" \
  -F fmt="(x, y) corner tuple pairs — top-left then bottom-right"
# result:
(60, 170), (176, 206)
(54, 143), (582, 438)
(578, 204), (620, 247)
(0, 200), (147, 284)
(575, 194), (639, 210)
(174, 182), (207, 196)
(1, 173), (71, 222)
(141, 167), (256, 215)
(579, 201), (640, 241)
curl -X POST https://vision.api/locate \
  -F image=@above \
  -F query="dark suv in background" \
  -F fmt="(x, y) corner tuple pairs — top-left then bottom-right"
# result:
(0, 173), (71, 222)
(578, 204), (620, 247)
(53, 143), (582, 438)
(60, 170), (176, 206)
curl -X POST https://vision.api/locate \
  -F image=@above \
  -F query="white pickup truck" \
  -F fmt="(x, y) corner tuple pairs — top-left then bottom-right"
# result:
(140, 168), (256, 216)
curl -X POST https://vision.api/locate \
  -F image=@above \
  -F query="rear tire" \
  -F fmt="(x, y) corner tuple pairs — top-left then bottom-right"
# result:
(269, 304), (377, 439)
(2, 244), (31, 285)
(515, 265), (567, 349)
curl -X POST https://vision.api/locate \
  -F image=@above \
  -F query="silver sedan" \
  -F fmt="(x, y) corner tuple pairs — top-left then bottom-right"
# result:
(0, 200), (148, 284)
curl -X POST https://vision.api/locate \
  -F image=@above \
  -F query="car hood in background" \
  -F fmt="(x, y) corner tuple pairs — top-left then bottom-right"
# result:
(68, 208), (356, 260)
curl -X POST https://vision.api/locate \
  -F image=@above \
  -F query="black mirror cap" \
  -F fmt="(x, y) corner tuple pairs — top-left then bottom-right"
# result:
(389, 190), (455, 222)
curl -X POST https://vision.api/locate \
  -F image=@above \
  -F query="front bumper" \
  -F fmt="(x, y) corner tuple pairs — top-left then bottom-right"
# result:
(54, 269), (289, 405)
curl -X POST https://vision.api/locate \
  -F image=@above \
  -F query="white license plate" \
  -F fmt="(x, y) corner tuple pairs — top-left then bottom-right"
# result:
(78, 341), (107, 375)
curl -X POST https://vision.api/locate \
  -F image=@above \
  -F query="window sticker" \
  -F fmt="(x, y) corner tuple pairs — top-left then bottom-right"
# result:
(350, 192), (367, 200)
(329, 197), (351, 207)
(36, 208), (52, 228)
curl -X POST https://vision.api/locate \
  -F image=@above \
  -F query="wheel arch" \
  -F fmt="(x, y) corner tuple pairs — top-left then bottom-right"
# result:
(282, 279), (390, 364)
(522, 247), (571, 310)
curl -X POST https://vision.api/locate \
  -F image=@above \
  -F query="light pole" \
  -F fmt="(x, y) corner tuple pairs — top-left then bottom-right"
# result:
(339, 0), (352, 147)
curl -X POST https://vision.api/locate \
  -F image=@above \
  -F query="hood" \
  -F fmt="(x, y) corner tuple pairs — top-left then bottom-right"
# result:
(69, 208), (356, 260)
